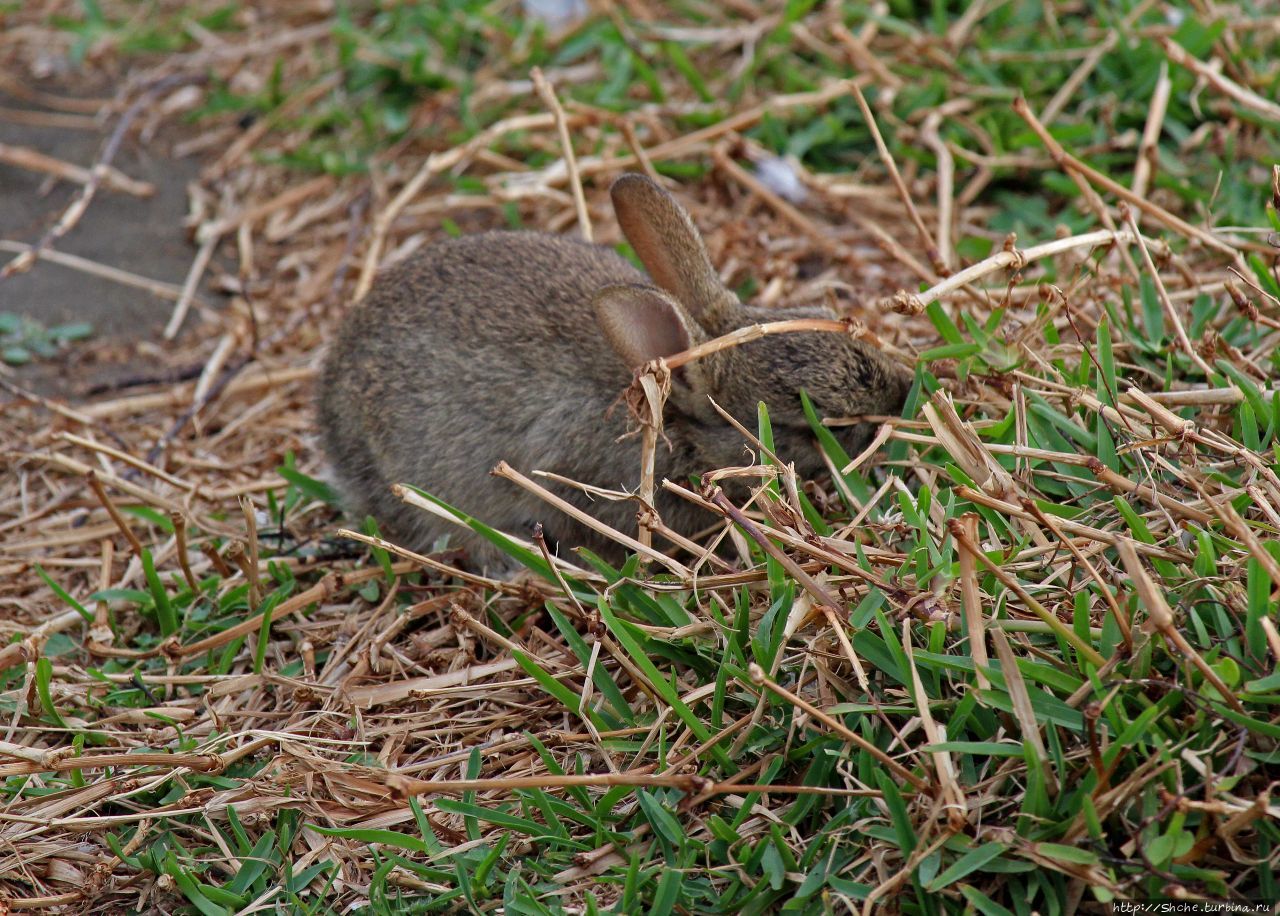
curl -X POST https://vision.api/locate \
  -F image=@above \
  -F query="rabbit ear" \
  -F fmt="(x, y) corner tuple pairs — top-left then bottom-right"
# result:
(593, 284), (698, 369)
(611, 174), (730, 326)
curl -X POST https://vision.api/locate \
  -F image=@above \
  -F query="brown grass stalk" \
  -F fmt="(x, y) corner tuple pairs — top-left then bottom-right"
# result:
(990, 627), (1058, 796)
(531, 67), (592, 242)
(0, 141), (154, 196)
(85, 470), (144, 558)
(955, 512), (991, 690)
(946, 518), (1108, 668)
(491, 461), (690, 577)
(1012, 96), (1241, 261)
(1113, 539), (1245, 714)
(747, 663), (928, 791)
(902, 621), (969, 827)
(1160, 37), (1280, 122)
(1021, 500), (1134, 652)
(849, 82), (941, 271)
(884, 228), (1135, 314)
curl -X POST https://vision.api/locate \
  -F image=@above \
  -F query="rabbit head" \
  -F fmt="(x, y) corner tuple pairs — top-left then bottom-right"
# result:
(594, 173), (911, 476)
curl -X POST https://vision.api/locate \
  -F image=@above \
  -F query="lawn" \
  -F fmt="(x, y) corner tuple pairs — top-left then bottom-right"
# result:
(1, 1), (1278, 913)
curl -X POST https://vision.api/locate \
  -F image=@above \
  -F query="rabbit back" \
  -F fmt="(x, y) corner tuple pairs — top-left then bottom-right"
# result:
(318, 231), (647, 561)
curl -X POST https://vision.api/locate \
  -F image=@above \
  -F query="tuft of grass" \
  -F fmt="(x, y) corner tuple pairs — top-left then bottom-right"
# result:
(0, 312), (93, 365)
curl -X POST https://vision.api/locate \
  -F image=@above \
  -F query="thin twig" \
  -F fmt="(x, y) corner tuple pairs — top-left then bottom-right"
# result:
(0, 142), (154, 196)
(849, 82), (941, 272)
(1122, 205), (1215, 377)
(531, 67), (592, 242)
(1012, 96), (1241, 261)
(86, 471), (144, 558)
(747, 663), (928, 791)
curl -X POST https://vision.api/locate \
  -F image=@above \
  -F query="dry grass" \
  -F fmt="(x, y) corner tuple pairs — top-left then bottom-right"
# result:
(2, 1), (1279, 913)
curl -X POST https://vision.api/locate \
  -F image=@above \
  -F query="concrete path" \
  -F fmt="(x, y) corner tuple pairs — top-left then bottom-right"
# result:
(0, 81), (209, 396)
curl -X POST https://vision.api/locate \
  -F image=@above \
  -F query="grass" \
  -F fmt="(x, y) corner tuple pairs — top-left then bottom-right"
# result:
(3, 0), (1279, 913)
(0, 312), (93, 365)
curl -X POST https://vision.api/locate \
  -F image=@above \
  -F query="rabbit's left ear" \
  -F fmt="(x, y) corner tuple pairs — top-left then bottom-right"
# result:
(610, 174), (735, 330)
(593, 284), (697, 369)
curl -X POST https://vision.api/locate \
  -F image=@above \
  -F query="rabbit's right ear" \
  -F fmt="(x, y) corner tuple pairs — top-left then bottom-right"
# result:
(593, 284), (699, 369)
(611, 174), (732, 328)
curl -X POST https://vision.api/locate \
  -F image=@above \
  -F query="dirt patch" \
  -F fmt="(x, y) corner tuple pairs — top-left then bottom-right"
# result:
(0, 80), (217, 396)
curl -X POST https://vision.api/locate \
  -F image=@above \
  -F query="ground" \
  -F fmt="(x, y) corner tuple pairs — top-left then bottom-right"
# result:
(1, 75), (212, 394)
(1, 2), (1279, 914)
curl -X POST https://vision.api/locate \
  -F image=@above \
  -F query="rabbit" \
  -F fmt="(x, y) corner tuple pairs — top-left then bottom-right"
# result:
(316, 173), (911, 568)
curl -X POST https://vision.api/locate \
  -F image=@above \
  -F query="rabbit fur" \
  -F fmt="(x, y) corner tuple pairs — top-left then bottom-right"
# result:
(317, 173), (910, 568)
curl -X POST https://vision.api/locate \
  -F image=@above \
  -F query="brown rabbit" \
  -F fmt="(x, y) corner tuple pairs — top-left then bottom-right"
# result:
(317, 174), (910, 567)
